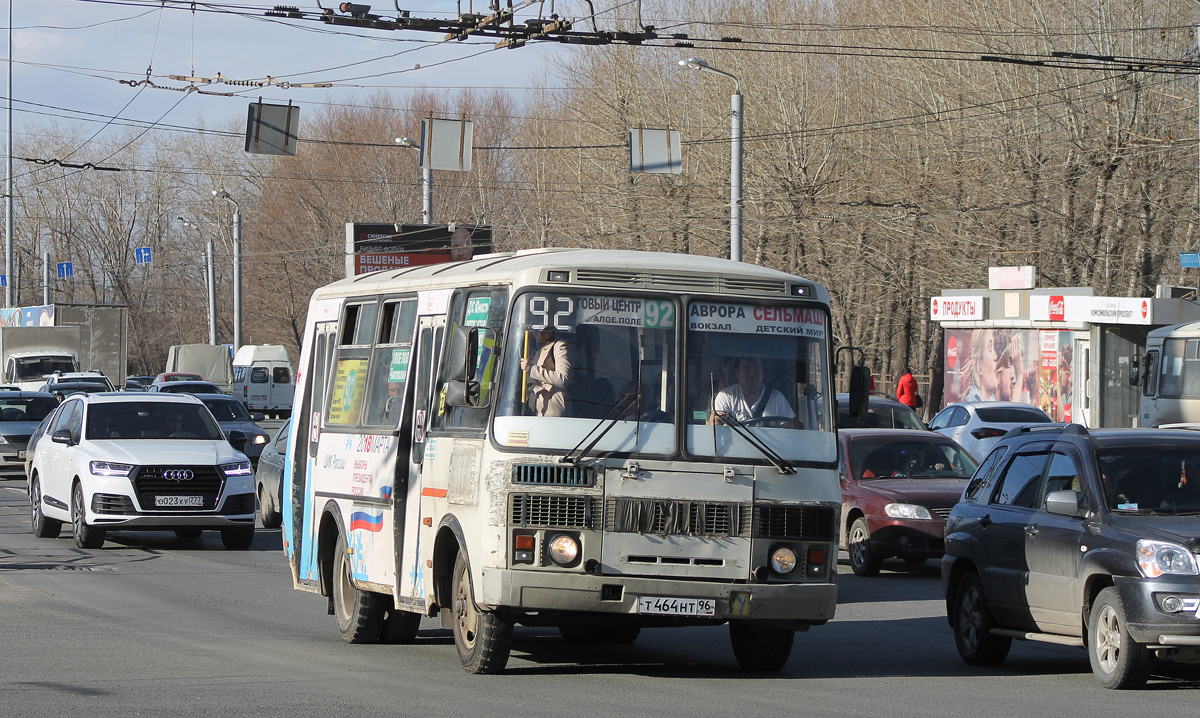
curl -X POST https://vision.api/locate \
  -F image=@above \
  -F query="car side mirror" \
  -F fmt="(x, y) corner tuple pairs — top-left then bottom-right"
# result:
(51, 428), (73, 445)
(1045, 489), (1087, 517)
(252, 412), (266, 422)
(226, 429), (248, 452)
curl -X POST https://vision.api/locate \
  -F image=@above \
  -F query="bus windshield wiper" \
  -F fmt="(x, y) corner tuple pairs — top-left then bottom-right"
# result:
(716, 411), (796, 475)
(560, 393), (638, 466)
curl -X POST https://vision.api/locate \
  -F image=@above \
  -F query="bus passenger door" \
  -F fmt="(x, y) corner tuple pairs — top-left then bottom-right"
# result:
(290, 320), (336, 585)
(396, 315), (445, 605)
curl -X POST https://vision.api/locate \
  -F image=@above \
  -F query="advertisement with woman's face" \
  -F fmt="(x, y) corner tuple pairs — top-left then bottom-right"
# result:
(943, 328), (1040, 406)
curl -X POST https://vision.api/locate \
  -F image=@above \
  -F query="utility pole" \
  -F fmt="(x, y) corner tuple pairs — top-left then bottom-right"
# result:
(395, 136), (433, 223)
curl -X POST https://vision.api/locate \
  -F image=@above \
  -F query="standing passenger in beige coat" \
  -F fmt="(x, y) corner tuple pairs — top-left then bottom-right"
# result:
(519, 329), (572, 416)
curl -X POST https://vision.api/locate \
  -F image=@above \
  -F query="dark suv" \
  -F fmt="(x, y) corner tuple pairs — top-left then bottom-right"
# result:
(942, 424), (1200, 689)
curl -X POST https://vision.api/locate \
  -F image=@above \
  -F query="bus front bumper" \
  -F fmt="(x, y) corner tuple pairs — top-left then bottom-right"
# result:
(484, 568), (837, 629)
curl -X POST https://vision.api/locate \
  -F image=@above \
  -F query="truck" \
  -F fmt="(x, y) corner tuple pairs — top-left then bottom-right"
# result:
(165, 344), (234, 393)
(0, 304), (128, 390)
(231, 344), (293, 418)
(1, 326), (82, 391)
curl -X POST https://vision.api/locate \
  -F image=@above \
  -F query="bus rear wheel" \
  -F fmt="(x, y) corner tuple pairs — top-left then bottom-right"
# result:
(451, 551), (512, 674)
(333, 532), (385, 643)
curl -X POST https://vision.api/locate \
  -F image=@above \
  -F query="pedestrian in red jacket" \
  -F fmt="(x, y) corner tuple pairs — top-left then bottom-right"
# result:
(897, 368), (920, 409)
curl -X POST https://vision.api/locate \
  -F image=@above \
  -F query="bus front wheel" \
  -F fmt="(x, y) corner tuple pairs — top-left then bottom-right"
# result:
(451, 551), (512, 673)
(729, 621), (794, 672)
(333, 532), (385, 643)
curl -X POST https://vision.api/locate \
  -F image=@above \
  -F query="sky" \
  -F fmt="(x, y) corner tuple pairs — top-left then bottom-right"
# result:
(7, 0), (582, 147)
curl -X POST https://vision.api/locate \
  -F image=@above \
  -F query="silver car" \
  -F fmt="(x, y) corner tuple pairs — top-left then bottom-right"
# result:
(0, 391), (59, 477)
(928, 401), (1055, 460)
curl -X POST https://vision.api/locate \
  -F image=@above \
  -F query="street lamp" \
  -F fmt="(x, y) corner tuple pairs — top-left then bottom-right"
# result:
(178, 217), (218, 346)
(395, 136), (433, 224)
(212, 190), (242, 353)
(678, 57), (743, 263)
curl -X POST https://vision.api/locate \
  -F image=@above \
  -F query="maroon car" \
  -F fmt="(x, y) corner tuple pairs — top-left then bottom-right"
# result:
(839, 429), (978, 576)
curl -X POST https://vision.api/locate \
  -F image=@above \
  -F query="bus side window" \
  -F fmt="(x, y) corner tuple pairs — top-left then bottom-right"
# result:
(326, 301), (377, 427)
(1142, 350), (1159, 397)
(438, 289), (507, 431)
(364, 299), (417, 427)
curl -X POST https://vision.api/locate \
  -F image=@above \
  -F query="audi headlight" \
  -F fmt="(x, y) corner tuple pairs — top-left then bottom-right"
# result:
(547, 534), (580, 566)
(884, 503), (932, 520)
(770, 546), (798, 574)
(1137, 539), (1198, 578)
(252, 434), (268, 445)
(220, 461), (253, 477)
(90, 461), (133, 477)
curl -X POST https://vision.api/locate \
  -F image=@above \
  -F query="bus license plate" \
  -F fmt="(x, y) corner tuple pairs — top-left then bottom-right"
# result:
(156, 495), (203, 507)
(636, 596), (716, 617)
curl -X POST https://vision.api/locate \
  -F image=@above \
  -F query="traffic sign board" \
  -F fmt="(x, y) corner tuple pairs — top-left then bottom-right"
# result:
(0, 275), (6, 287)
(1182, 253), (1200, 269)
(135, 247), (153, 264)
(57, 262), (73, 279)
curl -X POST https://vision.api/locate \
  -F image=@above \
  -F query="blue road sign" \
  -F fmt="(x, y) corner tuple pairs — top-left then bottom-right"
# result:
(1182, 253), (1200, 269)
(135, 247), (153, 264)
(0, 275), (6, 287)
(57, 262), (73, 279)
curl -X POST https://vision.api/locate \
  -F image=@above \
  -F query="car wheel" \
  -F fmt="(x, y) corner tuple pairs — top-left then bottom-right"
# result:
(380, 607), (422, 644)
(848, 517), (882, 577)
(258, 485), (282, 529)
(30, 476), (62, 539)
(558, 625), (641, 644)
(728, 621), (794, 672)
(220, 526), (255, 550)
(1089, 587), (1152, 689)
(951, 572), (1011, 665)
(332, 531), (385, 643)
(71, 483), (105, 549)
(451, 551), (512, 674)
(175, 527), (203, 539)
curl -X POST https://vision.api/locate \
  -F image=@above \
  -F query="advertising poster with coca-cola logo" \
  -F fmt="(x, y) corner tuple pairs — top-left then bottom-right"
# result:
(942, 328), (1040, 406)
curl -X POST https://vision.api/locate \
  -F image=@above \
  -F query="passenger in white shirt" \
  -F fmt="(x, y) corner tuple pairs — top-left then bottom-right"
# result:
(707, 355), (794, 425)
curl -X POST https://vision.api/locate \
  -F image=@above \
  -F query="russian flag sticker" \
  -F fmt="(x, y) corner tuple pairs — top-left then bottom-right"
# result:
(349, 511), (384, 532)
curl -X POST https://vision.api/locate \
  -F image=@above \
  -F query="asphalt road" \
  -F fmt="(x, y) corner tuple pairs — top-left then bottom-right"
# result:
(1, 477), (1198, 717)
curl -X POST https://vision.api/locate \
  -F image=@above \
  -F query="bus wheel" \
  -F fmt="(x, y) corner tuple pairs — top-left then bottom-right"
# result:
(729, 621), (794, 672)
(451, 551), (512, 673)
(381, 607), (422, 644)
(333, 532), (385, 643)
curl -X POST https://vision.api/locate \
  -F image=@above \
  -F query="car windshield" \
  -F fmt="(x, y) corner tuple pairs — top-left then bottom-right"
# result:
(0, 397), (57, 422)
(1099, 447), (1200, 514)
(85, 402), (224, 440)
(202, 398), (251, 422)
(850, 439), (978, 479)
(161, 383), (218, 394)
(975, 407), (1051, 423)
(15, 357), (75, 380)
(838, 403), (924, 430)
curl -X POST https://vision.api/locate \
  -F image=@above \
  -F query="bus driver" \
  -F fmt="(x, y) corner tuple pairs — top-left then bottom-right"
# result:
(520, 328), (572, 417)
(708, 354), (794, 425)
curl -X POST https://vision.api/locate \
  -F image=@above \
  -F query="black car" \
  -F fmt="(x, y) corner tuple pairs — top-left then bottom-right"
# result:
(943, 424), (1200, 689)
(835, 392), (925, 430)
(255, 417), (290, 529)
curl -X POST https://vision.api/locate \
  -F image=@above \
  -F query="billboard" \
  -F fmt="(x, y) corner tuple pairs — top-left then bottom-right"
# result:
(943, 327), (1074, 421)
(345, 223), (493, 277)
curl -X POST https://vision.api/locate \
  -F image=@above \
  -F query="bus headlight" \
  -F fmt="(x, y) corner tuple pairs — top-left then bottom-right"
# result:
(548, 534), (580, 566)
(770, 546), (798, 574)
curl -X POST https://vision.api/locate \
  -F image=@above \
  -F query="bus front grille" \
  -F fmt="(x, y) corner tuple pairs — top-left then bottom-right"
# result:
(511, 464), (594, 487)
(509, 493), (600, 529)
(753, 505), (836, 540)
(605, 498), (752, 538)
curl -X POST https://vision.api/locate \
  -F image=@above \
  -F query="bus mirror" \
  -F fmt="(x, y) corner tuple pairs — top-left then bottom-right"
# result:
(848, 365), (871, 419)
(444, 380), (480, 408)
(1128, 357), (1140, 386)
(450, 326), (481, 382)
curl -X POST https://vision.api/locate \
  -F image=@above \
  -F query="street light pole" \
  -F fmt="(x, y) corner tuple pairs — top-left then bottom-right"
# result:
(212, 191), (242, 353)
(179, 217), (218, 346)
(395, 137), (433, 224)
(678, 57), (743, 263)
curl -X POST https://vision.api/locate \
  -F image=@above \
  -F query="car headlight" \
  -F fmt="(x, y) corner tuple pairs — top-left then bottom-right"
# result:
(1137, 539), (1198, 578)
(884, 503), (933, 520)
(770, 546), (798, 574)
(220, 461), (253, 477)
(0, 435), (8, 444)
(547, 534), (580, 566)
(91, 461), (133, 477)
(252, 434), (268, 445)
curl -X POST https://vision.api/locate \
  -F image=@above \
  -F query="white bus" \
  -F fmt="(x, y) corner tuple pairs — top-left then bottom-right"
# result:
(1134, 320), (1200, 428)
(282, 248), (854, 673)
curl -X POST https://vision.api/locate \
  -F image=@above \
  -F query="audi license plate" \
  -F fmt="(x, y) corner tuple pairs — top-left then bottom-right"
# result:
(636, 596), (717, 617)
(155, 495), (203, 508)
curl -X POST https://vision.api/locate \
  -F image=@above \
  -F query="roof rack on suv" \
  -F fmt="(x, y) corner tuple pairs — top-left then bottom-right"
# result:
(1000, 423), (1079, 440)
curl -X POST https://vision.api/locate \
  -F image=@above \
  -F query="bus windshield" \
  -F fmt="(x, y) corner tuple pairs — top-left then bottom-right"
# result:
(685, 300), (836, 463)
(495, 291), (678, 455)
